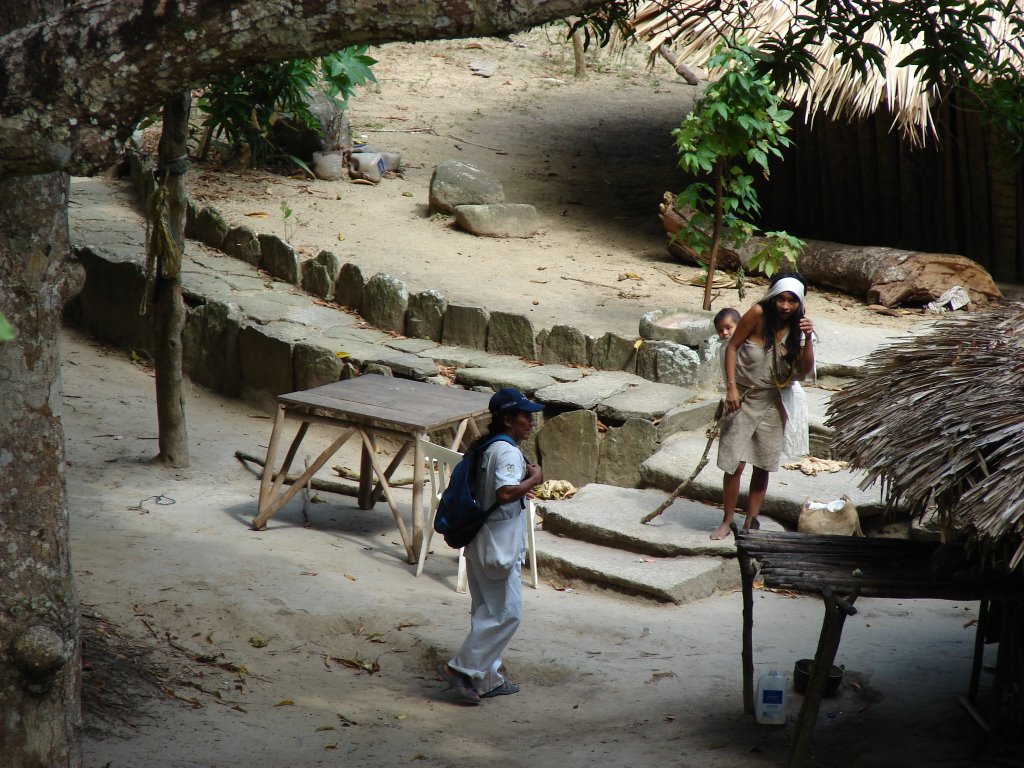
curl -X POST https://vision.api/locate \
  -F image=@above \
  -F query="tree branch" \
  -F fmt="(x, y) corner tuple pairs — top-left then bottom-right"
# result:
(0, 0), (607, 177)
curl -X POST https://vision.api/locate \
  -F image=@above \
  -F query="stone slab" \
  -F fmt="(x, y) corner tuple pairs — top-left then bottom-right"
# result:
(454, 367), (557, 394)
(538, 484), (783, 557)
(416, 345), (497, 368)
(528, 364), (586, 382)
(658, 398), (720, 439)
(640, 433), (894, 526)
(384, 337), (440, 354)
(533, 371), (645, 410)
(596, 382), (697, 422)
(533, 530), (740, 604)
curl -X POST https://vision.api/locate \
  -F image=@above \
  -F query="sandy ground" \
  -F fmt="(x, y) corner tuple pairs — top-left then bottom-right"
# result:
(69, 326), (989, 768)
(72, 32), (989, 768)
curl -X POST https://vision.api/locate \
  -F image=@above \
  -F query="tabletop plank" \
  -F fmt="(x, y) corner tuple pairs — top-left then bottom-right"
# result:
(278, 375), (491, 432)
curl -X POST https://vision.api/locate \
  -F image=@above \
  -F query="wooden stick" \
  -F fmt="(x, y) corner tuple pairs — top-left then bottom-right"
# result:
(332, 465), (417, 486)
(641, 400), (725, 524)
(236, 450), (360, 498)
(359, 430), (415, 563)
(657, 44), (700, 85)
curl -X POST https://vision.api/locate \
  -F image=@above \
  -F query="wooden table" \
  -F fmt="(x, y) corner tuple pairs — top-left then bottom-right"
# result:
(734, 528), (1015, 767)
(252, 375), (492, 563)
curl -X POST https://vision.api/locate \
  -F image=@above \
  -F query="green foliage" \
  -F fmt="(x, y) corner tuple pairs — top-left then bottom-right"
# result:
(567, 0), (641, 49)
(0, 311), (14, 341)
(672, 42), (804, 298)
(198, 46), (377, 168)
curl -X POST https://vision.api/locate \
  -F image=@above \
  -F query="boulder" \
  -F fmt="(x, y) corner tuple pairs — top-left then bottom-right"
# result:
(697, 335), (725, 393)
(293, 342), (343, 391)
(637, 340), (701, 387)
(640, 308), (715, 347)
(597, 418), (660, 488)
(455, 367), (557, 395)
(71, 245), (153, 353)
(442, 303), (489, 349)
(301, 250), (341, 300)
(195, 206), (229, 250)
(361, 273), (409, 333)
(538, 324), (589, 366)
(536, 409), (599, 488)
(238, 322), (300, 404)
(428, 159), (505, 214)
(182, 300), (245, 396)
(222, 225), (262, 266)
(257, 234), (300, 284)
(453, 203), (539, 238)
(487, 311), (537, 358)
(334, 262), (365, 309)
(407, 289), (447, 341)
(591, 331), (638, 372)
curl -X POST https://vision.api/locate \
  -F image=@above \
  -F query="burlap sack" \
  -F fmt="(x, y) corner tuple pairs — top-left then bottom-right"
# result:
(798, 495), (863, 536)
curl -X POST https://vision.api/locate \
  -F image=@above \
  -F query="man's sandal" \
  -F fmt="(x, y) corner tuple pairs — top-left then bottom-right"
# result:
(481, 681), (520, 698)
(437, 663), (481, 704)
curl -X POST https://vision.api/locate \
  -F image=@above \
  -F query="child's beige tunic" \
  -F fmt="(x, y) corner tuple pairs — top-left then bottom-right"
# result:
(716, 338), (793, 474)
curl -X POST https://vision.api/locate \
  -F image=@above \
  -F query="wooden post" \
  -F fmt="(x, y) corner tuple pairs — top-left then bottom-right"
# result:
(787, 588), (858, 768)
(358, 430), (415, 563)
(411, 433), (426, 559)
(358, 432), (375, 509)
(968, 599), (989, 704)
(738, 536), (757, 715)
(256, 404), (287, 523)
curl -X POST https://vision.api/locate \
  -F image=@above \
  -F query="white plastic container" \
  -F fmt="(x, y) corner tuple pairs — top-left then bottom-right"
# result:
(755, 670), (787, 725)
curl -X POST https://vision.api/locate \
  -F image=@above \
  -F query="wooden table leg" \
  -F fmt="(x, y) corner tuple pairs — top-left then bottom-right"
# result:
(411, 433), (425, 559)
(256, 404), (287, 529)
(370, 441), (412, 507)
(358, 430), (415, 563)
(787, 588), (858, 768)
(252, 426), (356, 530)
(358, 433), (376, 510)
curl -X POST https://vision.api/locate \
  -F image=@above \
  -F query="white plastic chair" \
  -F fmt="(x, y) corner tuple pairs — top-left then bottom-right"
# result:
(416, 439), (539, 592)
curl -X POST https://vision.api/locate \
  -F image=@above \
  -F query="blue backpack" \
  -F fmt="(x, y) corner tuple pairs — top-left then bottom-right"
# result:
(434, 434), (517, 549)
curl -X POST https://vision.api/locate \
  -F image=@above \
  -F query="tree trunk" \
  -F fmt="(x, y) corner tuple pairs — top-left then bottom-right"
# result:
(702, 161), (725, 311)
(152, 94), (191, 467)
(660, 192), (1004, 307)
(0, 172), (84, 768)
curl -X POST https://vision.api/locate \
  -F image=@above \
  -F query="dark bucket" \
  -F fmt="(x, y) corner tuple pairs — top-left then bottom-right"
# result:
(793, 658), (844, 697)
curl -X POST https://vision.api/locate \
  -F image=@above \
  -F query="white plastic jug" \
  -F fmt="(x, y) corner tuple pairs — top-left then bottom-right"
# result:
(755, 670), (787, 725)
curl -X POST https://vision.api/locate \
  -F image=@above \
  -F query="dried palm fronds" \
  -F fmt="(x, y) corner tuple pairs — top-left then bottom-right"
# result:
(627, 0), (1024, 147)
(827, 302), (1024, 567)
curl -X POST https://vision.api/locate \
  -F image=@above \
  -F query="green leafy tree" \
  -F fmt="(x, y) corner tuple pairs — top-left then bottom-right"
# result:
(672, 42), (802, 310)
(198, 46), (377, 168)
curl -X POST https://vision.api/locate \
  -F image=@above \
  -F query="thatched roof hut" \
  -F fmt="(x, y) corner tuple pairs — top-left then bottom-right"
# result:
(628, 0), (1022, 146)
(629, 1), (1024, 282)
(826, 302), (1024, 568)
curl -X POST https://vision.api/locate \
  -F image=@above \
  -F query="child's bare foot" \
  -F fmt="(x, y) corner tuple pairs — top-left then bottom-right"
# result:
(710, 522), (733, 540)
(744, 516), (760, 531)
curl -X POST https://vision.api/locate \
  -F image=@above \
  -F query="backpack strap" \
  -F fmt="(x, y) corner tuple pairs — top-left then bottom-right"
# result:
(475, 433), (525, 512)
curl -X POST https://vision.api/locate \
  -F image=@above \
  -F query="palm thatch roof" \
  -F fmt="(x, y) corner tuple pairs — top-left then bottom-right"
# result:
(827, 302), (1024, 568)
(628, 0), (1023, 146)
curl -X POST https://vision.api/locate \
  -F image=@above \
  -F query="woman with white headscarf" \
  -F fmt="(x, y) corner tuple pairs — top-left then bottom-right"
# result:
(710, 272), (815, 540)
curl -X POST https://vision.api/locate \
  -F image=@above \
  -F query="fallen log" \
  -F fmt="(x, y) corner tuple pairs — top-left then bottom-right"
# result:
(659, 192), (1003, 307)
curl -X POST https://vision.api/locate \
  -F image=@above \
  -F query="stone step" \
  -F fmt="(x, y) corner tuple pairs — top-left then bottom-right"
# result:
(533, 529), (740, 604)
(536, 483), (784, 558)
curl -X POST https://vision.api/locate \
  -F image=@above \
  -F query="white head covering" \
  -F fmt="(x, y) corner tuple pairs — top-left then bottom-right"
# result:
(763, 276), (805, 305)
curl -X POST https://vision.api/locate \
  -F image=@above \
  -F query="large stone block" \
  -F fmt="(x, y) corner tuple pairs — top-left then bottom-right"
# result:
(239, 323), (298, 404)
(406, 289), (447, 341)
(195, 206), (229, 250)
(294, 342), (343, 391)
(597, 418), (660, 488)
(222, 225), (261, 266)
(455, 367), (556, 395)
(258, 234), (300, 285)
(72, 245), (154, 353)
(454, 203), (539, 238)
(334, 262), (364, 309)
(539, 324), (589, 366)
(637, 340), (701, 387)
(697, 335), (726, 393)
(361, 272), (408, 333)
(487, 311), (537, 359)
(536, 409), (599, 488)
(597, 382), (697, 423)
(301, 250), (342, 300)
(442, 303), (489, 349)
(182, 300), (244, 396)
(534, 373), (638, 410)
(591, 331), (638, 372)
(428, 159), (505, 214)
(640, 308), (715, 347)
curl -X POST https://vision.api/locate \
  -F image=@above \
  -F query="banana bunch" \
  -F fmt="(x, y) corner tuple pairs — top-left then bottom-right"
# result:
(782, 457), (851, 477)
(532, 479), (578, 500)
